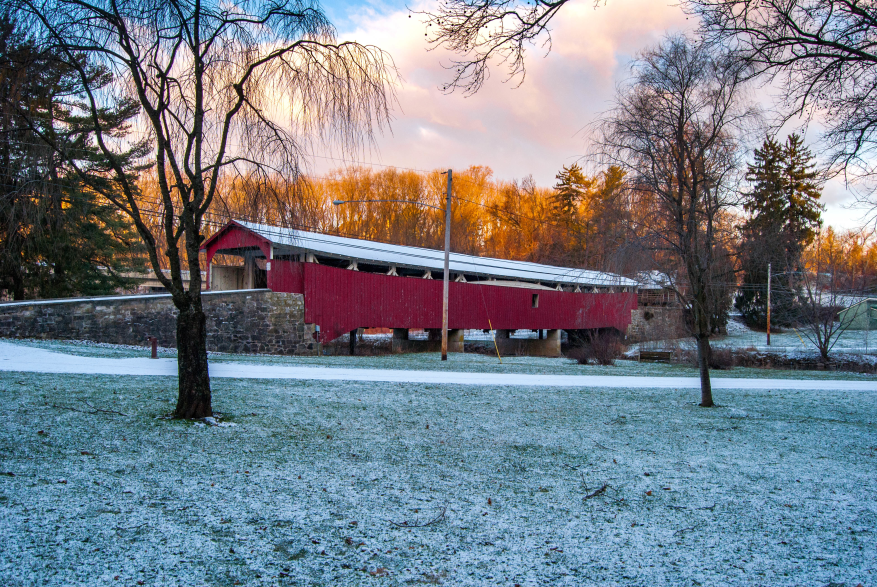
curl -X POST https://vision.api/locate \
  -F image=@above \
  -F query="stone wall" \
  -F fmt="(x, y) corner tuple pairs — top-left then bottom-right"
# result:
(627, 307), (687, 343)
(0, 289), (320, 356)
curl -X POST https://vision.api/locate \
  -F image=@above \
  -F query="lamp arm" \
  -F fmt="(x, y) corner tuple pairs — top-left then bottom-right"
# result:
(333, 199), (444, 212)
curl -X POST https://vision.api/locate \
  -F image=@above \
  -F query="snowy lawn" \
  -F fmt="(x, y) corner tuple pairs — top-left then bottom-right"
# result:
(1, 367), (875, 586)
(693, 316), (877, 355)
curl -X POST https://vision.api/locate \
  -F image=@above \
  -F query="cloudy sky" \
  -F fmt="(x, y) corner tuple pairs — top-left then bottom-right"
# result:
(315, 0), (866, 230)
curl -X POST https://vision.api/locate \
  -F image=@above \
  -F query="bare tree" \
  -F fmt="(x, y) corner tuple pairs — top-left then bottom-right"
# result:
(425, 0), (877, 200)
(595, 36), (759, 407)
(795, 231), (859, 361)
(689, 0), (877, 201)
(14, 0), (396, 418)
(421, 0), (592, 94)
(780, 281), (853, 363)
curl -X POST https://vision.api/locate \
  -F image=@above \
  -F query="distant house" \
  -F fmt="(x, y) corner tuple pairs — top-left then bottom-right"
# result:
(627, 271), (686, 342)
(837, 298), (877, 330)
(635, 271), (681, 308)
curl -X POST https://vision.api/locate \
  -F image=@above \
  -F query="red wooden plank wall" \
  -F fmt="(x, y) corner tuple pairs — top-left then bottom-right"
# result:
(267, 259), (303, 293)
(204, 226), (271, 261)
(268, 262), (636, 342)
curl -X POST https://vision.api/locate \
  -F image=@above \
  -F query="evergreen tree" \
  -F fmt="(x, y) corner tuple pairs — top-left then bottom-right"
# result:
(586, 165), (630, 273)
(736, 134), (823, 327)
(784, 134), (823, 257)
(549, 164), (632, 272)
(552, 163), (590, 217)
(0, 15), (144, 300)
(549, 163), (592, 266)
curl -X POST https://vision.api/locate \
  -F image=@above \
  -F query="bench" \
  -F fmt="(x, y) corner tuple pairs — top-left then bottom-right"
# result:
(638, 350), (674, 363)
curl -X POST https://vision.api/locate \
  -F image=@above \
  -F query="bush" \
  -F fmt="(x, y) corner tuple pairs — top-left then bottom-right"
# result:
(708, 346), (737, 370)
(569, 331), (626, 366)
(677, 346), (738, 369)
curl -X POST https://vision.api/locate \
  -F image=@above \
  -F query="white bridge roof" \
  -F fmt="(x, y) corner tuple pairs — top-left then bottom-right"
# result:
(235, 221), (636, 288)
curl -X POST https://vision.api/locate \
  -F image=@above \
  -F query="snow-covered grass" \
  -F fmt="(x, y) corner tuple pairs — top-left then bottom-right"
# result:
(632, 315), (877, 369)
(713, 316), (877, 354)
(1, 338), (181, 359)
(2, 366), (875, 586)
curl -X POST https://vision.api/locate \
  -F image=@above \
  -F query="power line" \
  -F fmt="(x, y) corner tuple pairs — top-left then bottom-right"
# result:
(0, 136), (756, 236)
(0, 149), (576, 238)
(5, 136), (568, 228)
(9, 181), (877, 293)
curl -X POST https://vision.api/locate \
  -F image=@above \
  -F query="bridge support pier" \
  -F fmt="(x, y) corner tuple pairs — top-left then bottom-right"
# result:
(494, 328), (561, 357)
(392, 328), (463, 353)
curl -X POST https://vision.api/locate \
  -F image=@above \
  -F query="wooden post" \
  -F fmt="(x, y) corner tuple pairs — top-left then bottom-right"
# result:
(349, 328), (357, 356)
(244, 253), (255, 290)
(766, 262), (771, 346)
(441, 169), (452, 361)
(488, 319), (502, 364)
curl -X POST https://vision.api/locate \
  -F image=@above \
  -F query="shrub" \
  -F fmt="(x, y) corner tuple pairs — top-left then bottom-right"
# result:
(677, 346), (738, 369)
(708, 346), (737, 370)
(569, 331), (626, 366)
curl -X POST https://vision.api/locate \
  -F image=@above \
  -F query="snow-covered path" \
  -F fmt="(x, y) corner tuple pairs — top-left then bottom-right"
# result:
(1, 341), (874, 390)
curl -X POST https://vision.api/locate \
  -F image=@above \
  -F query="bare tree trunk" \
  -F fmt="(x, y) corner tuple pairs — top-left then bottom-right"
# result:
(11, 267), (25, 301)
(174, 297), (211, 419)
(817, 331), (831, 363)
(696, 334), (713, 407)
(692, 286), (714, 407)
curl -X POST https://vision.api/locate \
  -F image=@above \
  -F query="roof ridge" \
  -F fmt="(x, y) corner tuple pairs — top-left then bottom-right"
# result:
(234, 220), (636, 287)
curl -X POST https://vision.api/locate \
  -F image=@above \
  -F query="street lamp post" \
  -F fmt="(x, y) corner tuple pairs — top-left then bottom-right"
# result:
(332, 169), (453, 360)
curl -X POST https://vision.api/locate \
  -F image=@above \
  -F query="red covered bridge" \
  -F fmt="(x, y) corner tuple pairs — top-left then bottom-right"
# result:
(201, 221), (638, 356)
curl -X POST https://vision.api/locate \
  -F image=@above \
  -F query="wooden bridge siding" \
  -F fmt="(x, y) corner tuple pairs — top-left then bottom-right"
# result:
(267, 259), (303, 294)
(204, 226), (272, 261)
(275, 262), (636, 343)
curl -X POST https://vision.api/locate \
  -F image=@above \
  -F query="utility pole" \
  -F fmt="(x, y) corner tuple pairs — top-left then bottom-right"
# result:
(441, 169), (452, 361)
(331, 188), (452, 359)
(766, 262), (771, 346)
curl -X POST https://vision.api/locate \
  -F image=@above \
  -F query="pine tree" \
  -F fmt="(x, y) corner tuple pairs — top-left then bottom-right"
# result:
(550, 163), (591, 266)
(783, 134), (823, 261)
(553, 163), (590, 215)
(0, 16), (144, 300)
(736, 134), (823, 327)
(549, 164), (632, 271)
(587, 165), (630, 272)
